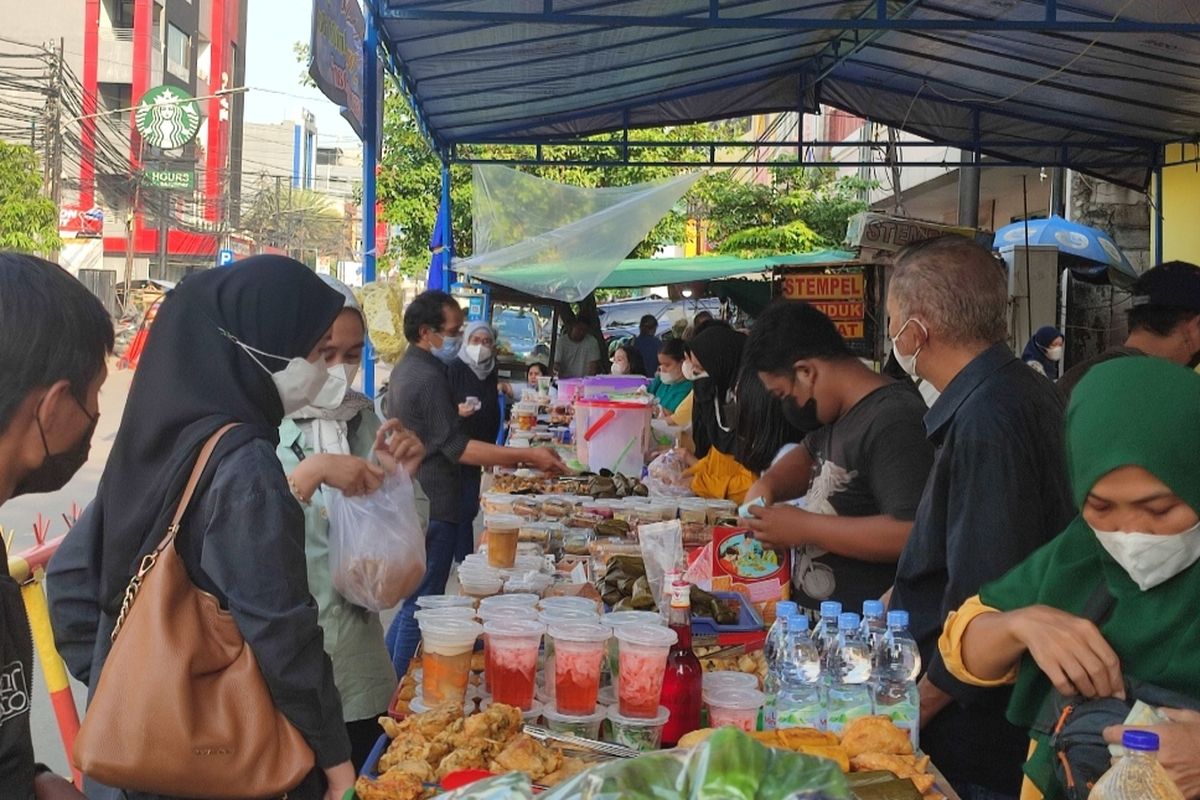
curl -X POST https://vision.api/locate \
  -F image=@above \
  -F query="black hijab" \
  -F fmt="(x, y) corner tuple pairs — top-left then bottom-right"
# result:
(88, 256), (344, 613)
(686, 322), (747, 457)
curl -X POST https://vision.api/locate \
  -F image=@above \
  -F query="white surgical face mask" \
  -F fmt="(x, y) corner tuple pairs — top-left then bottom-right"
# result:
(1092, 522), (1200, 591)
(306, 362), (353, 411)
(682, 361), (708, 381)
(1045, 345), (1064, 362)
(233, 336), (330, 416)
(611, 361), (629, 375)
(890, 318), (928, 378)
(660, 369), (682, 385)
(466, 343), (492, 365)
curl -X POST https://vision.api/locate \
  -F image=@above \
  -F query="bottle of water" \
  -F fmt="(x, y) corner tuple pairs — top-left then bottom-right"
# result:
(873, 610), (922, 749)
(763, 600), (797, 729)
(775, 612), (826, 731)
(1089, 731), (1185, 800)
(826, 612), (874, 735)
(861, 600), (888, 667)
(814, 600), (842, 671)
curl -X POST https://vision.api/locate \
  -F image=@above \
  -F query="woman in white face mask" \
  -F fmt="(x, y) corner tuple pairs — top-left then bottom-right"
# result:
(447, 320), (504, 562)
(278, 274), (429, 772)
(1021, 325), (1066, 380)
(938, 357), (1200, 800)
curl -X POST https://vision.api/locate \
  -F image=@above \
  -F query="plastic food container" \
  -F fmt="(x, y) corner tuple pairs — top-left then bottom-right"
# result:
(485, 514), (522, 569)
(407, 692), (474, 717)
(678, 499), (709, 525)
(548, 622), (611, 716)
(514, 402), (538, 431)
(705, 499), (738, 525)
(606, 705), (670, 752)
(481, 494), (517, 515)
(414, 607), (477, 623)
(418, 618), (483, 705)
(416, 595), (476, 610)
(542, 705), (607, 741)
(705, 686), (765, 732)
(601, 611), (665, 679)
(540, 596), (601, 615)
(520, 521), (559, 544)
(614, 624), (678, 718)
(457, 567), (504, 598)
(483, 619), (545, 711)
(478, 594), (539, 617)
(701, 670), (760, 703)
(502, 572), (553, 596)
(562, 529), (595, 556)
(541, 497), (575, 520)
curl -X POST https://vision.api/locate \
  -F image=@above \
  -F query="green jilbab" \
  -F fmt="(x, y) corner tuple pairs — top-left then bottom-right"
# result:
(978, 357), (1200, 800)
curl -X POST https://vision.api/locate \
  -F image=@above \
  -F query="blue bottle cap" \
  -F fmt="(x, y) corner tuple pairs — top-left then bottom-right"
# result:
(1123, 730), (1160, 752)
(789, 612), (810, 631)
(820, 601), (843, 618)
(887, 610), (910, 628)
(775, 601), (797, 619)
(838, 612), (861, 631)
(863, 600), (885, 618)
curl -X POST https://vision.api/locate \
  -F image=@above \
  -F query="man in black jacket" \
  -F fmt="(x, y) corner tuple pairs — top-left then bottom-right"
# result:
(0, 254), (112, 799)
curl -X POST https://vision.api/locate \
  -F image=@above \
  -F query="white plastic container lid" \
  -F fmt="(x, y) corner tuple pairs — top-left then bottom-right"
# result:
(601, 611), (664, 629)
(704, 686), (765, 711)
(418, 617), (483, 651)
(407, 693), (473, 716)
(547, 621), (611, 644)
(539, 596), (600, 614)
(613, 623), (678, 649)
(416, 594), (476, 609)
(606, 704), (670, 727)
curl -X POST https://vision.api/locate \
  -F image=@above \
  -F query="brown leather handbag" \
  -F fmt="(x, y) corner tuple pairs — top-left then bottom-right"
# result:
(73, 424), (315, 798)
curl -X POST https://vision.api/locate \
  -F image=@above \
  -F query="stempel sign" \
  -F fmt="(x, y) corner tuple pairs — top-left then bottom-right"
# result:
(781, 272), (866, 339)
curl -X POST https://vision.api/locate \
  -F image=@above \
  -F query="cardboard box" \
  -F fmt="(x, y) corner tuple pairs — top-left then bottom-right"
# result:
(709, 526), (791, 625)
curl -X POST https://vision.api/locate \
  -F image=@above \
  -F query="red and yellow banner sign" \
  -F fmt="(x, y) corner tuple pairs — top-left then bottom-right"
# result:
(781, 270), (866, 339)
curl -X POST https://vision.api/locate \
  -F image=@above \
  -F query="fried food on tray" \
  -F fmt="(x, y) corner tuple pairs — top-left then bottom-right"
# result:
(851, 752), (935, 793)
(378, 733), (431, 772)
(490, 734), (563, 781)
(354, 770), (426, 800)
(542, 756), (588, 787)
(776, 728), (840, 748)
(436, 743), (492, 779)
(412, 702), (464, 739)
(840, 715), (914, 758)
(462, 702), (524, 744)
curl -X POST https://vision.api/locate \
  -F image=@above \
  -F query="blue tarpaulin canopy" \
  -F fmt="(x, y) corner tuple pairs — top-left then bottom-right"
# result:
(372, 0), (1200, 190)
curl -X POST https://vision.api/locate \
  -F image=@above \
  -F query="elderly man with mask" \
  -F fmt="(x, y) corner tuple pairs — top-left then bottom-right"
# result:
(885, 236), (1075, 800)
(0, 254), (110, 799)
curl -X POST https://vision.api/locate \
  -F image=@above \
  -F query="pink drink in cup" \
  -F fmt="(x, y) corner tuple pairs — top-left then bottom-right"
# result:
(549, 622), (610, 716)
(706, 686), (765, 732)
(615, 623), (678, 718)
(483, 619), (545, 711)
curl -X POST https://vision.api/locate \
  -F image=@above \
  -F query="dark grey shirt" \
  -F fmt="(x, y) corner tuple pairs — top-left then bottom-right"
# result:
(386, 347), (471, 523)
(47, 440), (348, 800)
(890, 343), (1075, 793)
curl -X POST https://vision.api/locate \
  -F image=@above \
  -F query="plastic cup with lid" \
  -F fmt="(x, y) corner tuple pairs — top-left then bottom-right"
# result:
(705, 686), (765, 732)
(542, 705), (607, 741)
(485, 514), (522, 569)
(539, 595), (600, 615)
(547, 622), (611, 716)
(606, 705), (670, 752)
(601, 611), (665, 678)
(483, 618), (545, 711)
(414, 606), (477, 623)
(416, 594), (476, 611)
(418, 617), (483, 706)
(478, 593), (539, 617)
(614, 624), (679, 718)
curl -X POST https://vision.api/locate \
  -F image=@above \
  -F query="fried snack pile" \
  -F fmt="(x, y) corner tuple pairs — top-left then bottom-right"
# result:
(354, 703), (587, 800)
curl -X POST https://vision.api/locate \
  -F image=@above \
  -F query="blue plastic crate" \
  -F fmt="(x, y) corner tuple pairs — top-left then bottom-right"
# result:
(690, 591), (765, 647)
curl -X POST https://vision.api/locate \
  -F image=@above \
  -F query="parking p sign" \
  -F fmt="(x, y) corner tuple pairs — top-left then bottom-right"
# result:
(217, 249), (235, 267)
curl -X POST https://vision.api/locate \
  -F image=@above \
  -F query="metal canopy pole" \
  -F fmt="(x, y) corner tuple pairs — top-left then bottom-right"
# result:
(363, 3), (380, 398)
(441, 161), (453, 289)
(958, 111), (982, 227)
(1154, 161), (1165, 266)
(1049, 168), (1066, 217)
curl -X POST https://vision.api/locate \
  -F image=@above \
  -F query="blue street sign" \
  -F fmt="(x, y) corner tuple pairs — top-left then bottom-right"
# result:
(217, 249), (235, 267)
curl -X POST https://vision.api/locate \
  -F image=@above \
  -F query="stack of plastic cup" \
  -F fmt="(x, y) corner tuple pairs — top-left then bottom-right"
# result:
(418, 617), (483, 705)
(478, 594), (539, 618)
(601, 611), (665, 681)
(482, 619), (545, 711)
(414, 607), (476, 623)
(706, 686), (765, 732)
(416, 595), (476, 611)
(548, 622), (611, 716)
(539, 595), (600, 615)
(607, 705), (670, 752)
(614, 624), (678, 718)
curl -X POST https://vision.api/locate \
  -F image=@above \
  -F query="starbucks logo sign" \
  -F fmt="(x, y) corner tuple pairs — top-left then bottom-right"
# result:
(135, 86), (202, 150)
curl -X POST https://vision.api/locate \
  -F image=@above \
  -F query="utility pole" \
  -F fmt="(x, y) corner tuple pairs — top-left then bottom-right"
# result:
(274, 175), (282, 250)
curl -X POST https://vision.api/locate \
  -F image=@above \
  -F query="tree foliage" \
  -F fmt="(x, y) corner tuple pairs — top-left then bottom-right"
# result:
(241, 179), (347, 259)
(0, 141), (60, 254)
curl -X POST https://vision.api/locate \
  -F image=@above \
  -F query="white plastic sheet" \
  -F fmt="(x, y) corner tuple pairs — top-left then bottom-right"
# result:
(454, 165), (701, 302)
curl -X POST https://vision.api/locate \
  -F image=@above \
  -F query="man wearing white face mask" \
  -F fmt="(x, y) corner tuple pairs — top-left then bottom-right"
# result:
(885, 236), (1075, 800)
(940, 357), (1200, 800)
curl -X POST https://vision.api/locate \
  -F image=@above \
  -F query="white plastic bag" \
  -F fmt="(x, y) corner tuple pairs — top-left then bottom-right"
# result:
(325, 468), (426, 612)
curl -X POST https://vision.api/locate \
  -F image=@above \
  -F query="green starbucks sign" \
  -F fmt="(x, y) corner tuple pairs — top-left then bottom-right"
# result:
(135, 86), (202, 150)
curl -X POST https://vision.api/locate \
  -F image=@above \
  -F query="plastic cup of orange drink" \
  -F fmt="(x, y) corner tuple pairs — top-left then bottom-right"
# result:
(485, 514), (521, 569)
(483, 619), (545, 711)
(418, 617), (482, 705)
(615, 623), (678, 719)
(548, 622), (610, 716)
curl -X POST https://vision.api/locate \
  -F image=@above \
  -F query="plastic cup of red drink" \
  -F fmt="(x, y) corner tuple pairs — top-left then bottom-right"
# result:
(706, 686), (765, 732)
(601, 611), (665, 680)
(614, 623), (678, 719)
(548, 622), (611, 716)
(482, 618), (545, 711)
(418, 617), (482, 706)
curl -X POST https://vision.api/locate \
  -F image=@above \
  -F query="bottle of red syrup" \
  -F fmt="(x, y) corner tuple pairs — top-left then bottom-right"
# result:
(660, 576), (703, 747)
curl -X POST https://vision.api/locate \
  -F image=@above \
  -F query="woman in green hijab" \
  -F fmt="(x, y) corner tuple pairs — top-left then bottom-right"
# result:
(938, 357), (1200, 800)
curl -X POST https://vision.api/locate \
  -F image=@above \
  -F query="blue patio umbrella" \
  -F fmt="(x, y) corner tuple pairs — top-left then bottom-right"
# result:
(427, 198), (449, 291)
(994, 215), (1137, 287)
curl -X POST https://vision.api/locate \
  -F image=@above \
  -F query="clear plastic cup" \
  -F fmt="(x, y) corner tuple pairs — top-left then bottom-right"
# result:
(701, 670), (760, 703)
(485, 515), (522, 569)
(481, 494), (517, 515)
(615, 624), (678, 718)
(539, 596), (601, 615)
(601, 611), (665, 679)
(414, 607), (477, 623)
(607, 705), (670, 752)
(416, 595), (476, 610)
(706, 686), (765, 732)
(478, 594), (539, 618)
(457, 569), (504, 598)
(418, 617), (483, 706)
(542, 705), (607, 740)
(549, 622), (611, 716)
(483, 619), (545, 711)
(407, 692), (473, 717)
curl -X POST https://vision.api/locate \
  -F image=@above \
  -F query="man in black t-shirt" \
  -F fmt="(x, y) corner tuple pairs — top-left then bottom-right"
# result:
(741, 301), (934, 619)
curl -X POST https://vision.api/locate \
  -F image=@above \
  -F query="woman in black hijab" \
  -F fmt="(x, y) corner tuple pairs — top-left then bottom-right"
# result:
(47, 256), (355, 800)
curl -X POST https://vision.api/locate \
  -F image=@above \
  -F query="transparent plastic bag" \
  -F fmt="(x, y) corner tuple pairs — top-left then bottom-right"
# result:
(325, 468), (426, 612)
(645, 448), (694, 497)
(637, 520), (684, 615)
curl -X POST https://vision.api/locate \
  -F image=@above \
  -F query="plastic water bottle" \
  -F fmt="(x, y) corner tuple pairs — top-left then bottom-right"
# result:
(825, 612), (874, 735)
(872, 610), (922, 749)
(861, 600), (888, 667)
(763, 600), (797, 729)
(814, 600), (842, 671)
(775, 612), (826, 731)
(1089, 731), (1185, 800)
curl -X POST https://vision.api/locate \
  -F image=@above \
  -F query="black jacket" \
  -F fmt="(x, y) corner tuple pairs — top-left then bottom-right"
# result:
(0, 537), (35, 799)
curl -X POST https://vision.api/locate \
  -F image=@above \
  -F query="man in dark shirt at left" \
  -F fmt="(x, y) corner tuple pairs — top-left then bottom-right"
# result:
(384, 291), (566, 677)
(0, 253), (110, 799)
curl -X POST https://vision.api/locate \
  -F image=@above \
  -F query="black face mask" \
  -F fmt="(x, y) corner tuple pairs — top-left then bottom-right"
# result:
(13, 394), (98, 497)
(782, 396), (821, 436)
